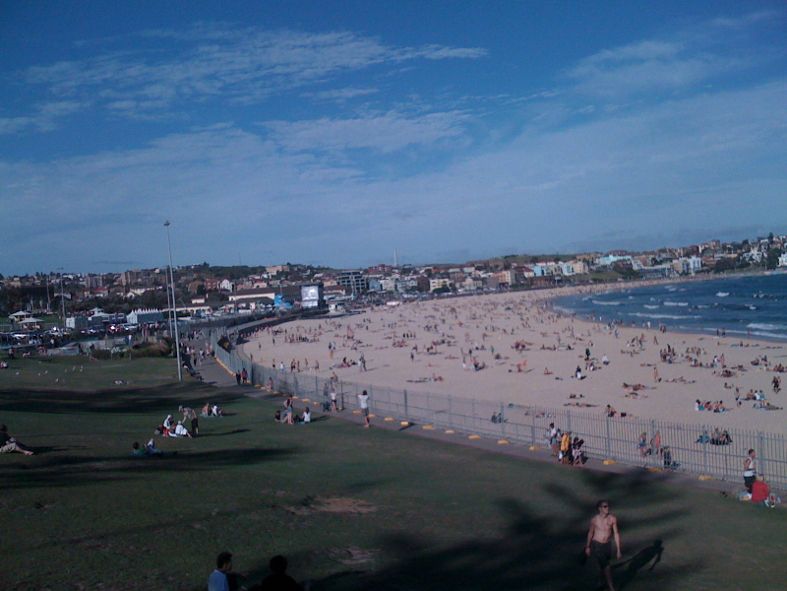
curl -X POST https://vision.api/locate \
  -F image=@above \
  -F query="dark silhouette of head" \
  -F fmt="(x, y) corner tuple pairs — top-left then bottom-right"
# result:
(270, 554), (288, 574)
(216, 551), (232, 571)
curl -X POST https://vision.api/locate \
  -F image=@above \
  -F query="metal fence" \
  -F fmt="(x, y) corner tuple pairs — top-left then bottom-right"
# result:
(211, 325), (787, 492)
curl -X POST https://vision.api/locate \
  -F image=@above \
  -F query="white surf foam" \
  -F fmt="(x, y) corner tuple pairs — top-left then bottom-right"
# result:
(746, 323), (786, 331)
(628, 312), (701, 320)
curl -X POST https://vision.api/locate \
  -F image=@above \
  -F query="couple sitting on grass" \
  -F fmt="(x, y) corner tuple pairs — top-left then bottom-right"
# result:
(202, 402), (224, 417)
(275, 396), (311, 425)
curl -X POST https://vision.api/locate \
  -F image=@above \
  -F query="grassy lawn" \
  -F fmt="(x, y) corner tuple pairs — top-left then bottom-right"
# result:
(0, 366), (785, 590)
(0, 355), (179, 391)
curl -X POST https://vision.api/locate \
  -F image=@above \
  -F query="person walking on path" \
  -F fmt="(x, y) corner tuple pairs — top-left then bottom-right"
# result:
(585, 500), (622, 591)
(743, 449), (756, 493)
(358, 389), (371, 428)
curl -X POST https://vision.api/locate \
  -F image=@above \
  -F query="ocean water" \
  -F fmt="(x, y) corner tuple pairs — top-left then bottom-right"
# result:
(553, 272), (787, 341)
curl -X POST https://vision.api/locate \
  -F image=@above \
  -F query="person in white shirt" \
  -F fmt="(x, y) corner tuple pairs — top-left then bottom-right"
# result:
(173, 421), (192, 438)
(358, 389), (371, 428)
(302, 408), (311, 424)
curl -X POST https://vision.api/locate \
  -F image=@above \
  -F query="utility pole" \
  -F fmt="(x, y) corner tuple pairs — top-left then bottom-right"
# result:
(165, 266), (174, 339)
(59, 268), (66, 332)
(164, 221), (183, 382)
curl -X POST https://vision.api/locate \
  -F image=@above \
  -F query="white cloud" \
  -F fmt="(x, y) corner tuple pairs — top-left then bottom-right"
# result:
(710, 10), (783, 29)
(262, 111), (469, 153)
(0, 100), (85, 135)
(16, 26), (486, 122)
(563, 16), (765, 99)
(566, 37), (738, 97)
(2, 80), (785, 271)
(306, 86), (380, 101)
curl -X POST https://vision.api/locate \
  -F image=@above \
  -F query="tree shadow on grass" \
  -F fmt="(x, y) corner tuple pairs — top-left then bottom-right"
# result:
(0, 446), (293, 491)
(0, 383), (247, 416)
(303, 469), (702, 591)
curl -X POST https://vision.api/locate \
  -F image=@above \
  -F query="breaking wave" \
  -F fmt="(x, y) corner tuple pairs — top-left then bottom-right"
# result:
(628, 312), (701, 320)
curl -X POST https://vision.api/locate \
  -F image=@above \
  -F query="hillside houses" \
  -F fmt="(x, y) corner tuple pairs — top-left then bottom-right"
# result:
(1, 232), (785, 318)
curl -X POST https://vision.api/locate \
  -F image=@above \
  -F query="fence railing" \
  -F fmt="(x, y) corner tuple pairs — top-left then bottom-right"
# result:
(211, 324), (787, 492)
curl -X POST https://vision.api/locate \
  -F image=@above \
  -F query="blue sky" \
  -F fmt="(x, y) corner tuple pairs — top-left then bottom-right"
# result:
(1, 1), (786, 274)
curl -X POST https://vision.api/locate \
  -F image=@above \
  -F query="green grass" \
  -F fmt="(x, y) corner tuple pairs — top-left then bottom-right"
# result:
(0, 368), (785, 590)
(0, 355), (179, 391)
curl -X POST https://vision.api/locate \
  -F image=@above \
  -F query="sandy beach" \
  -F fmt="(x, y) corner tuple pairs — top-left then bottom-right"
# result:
(241, 286), (786, 434)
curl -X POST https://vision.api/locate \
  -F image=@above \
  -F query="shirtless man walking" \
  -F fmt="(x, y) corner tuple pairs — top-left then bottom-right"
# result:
(585, 499), (622, 591)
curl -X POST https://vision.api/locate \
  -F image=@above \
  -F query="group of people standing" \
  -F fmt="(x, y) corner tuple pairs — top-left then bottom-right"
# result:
(547, 423), (587, 466)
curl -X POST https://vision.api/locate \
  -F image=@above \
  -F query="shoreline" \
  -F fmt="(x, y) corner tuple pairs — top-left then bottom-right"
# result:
(545, 273), (787, 344)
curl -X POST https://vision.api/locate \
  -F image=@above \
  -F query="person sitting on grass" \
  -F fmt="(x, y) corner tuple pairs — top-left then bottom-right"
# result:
(172, 421), (192, 438)
(0, 424), (34, 456)
(301, 407), (311, 424)
(145, 439), (163, 456)
(751, 475), (770, 506)
(255, 554), (301, 591)
(202, 402), (211, 417)
(131, 441), (147, 457)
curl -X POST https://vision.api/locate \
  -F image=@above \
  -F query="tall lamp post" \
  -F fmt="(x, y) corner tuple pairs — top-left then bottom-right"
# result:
(164, 221), (183, 382)
(58, 267), (66, 332)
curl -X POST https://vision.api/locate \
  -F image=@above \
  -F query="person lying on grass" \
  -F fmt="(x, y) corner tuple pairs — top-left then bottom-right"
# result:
(0, 424), (34, 456)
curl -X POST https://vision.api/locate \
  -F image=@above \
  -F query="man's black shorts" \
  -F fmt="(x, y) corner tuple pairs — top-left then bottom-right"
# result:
(591, 540), (612, 568)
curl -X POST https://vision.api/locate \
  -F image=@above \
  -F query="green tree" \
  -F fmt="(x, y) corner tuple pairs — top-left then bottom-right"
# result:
(766, 248), (782, 270)
(714, 258), (736, 273)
